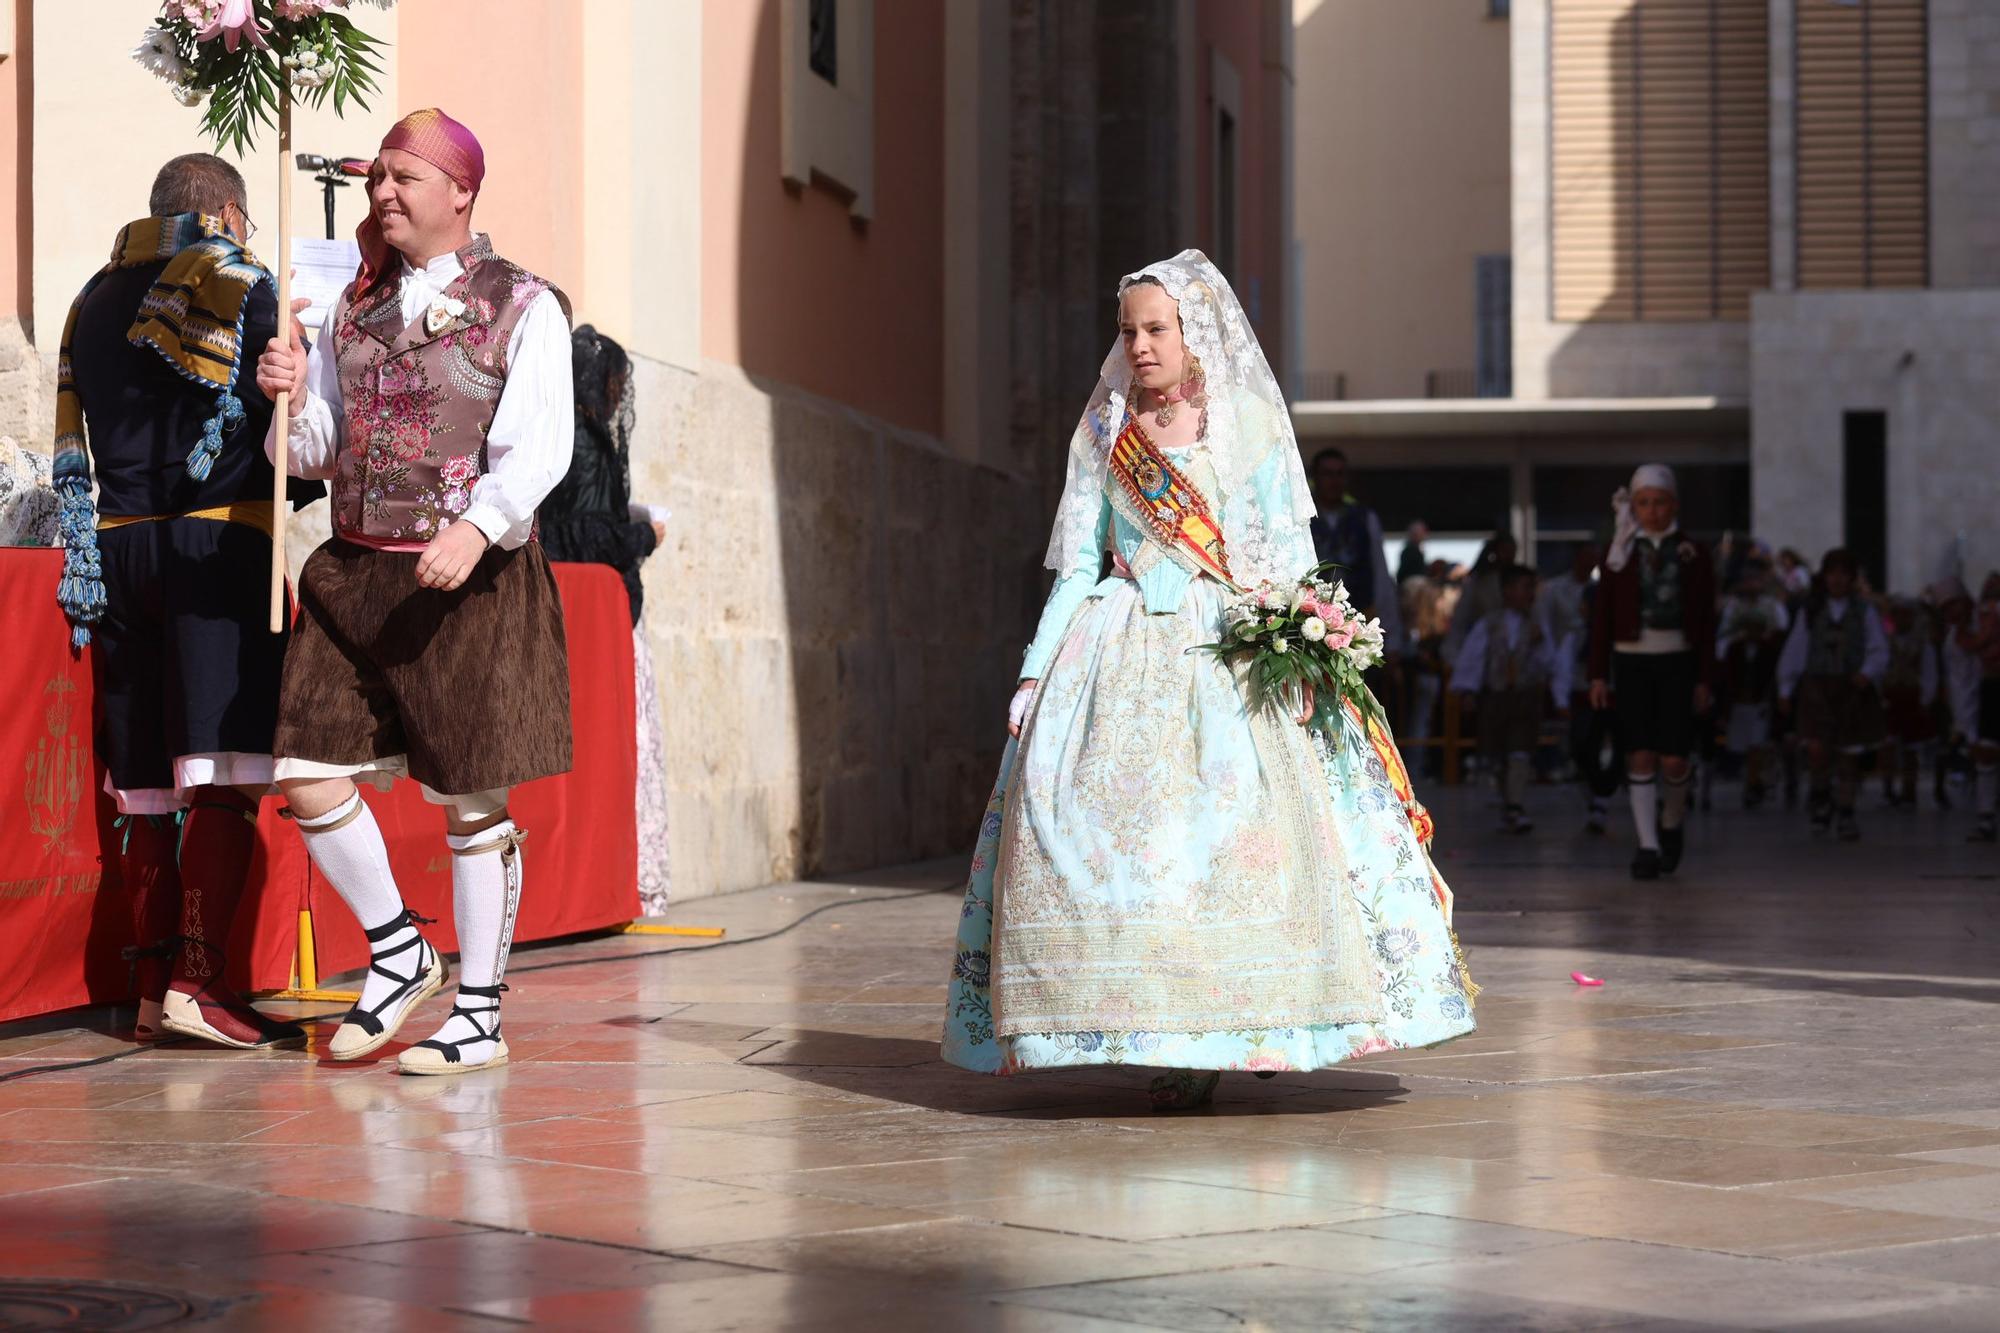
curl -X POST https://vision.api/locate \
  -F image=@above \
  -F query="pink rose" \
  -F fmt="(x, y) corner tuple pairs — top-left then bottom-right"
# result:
(1329, 627), (1355, 650)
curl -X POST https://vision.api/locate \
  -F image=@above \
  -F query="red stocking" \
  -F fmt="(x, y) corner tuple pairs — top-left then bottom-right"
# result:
(119, 813), (184, 1014)
(165, 787), (303, 1049)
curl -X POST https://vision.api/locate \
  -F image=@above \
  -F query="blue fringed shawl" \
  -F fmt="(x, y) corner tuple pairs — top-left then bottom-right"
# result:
(52, 213), (270, 646)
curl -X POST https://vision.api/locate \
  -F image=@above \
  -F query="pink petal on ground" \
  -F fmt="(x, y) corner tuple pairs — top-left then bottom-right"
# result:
(1570, 971), (1606, 987)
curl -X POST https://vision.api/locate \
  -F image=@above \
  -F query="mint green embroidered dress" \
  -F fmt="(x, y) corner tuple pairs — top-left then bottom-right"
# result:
(942, 437), (1476, 1076)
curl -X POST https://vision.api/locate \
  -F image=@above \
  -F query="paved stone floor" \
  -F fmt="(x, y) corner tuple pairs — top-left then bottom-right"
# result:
(3, 781), (2000, 1330)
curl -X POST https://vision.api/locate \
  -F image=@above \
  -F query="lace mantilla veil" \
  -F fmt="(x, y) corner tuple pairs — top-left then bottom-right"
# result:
(1042, 249), (1317, 590)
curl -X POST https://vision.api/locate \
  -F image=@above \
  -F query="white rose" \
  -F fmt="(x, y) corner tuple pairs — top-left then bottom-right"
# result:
(1300, 616), (1327, 642)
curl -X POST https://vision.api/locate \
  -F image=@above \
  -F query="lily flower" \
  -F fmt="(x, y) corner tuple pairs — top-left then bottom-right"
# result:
(196, 0), (271, 52)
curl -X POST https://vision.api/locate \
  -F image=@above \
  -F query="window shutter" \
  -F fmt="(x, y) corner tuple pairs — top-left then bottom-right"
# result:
(1551, 0), (1771, 322)
(1796, 0), (1928, 289)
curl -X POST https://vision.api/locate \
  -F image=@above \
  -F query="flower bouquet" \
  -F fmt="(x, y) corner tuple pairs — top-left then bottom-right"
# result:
(1198, 566), (1387, 725)
(134, 1), (391, 155)
(130, 1), (394, 634)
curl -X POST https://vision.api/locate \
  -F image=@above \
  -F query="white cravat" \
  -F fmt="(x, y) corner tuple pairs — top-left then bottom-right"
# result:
(266, 246), (574, 550)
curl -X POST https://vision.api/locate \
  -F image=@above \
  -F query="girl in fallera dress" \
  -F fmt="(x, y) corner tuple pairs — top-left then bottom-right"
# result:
(941, 252), (1476, 1110)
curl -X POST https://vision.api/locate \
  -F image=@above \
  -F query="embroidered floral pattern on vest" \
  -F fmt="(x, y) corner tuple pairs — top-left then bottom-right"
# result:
(331, 234), (571, 543)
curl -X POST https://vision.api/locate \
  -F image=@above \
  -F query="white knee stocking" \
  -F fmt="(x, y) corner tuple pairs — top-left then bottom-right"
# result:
(1628, 774), (1660, 850)
(1661, 770), (1692, 831)
(418, 821), (526, 1064)
(295, 793), (421, 1017)
(447, 820), (525, 989)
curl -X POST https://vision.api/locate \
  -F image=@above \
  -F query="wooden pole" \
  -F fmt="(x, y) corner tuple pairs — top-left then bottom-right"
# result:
(268, 90), (294, 634)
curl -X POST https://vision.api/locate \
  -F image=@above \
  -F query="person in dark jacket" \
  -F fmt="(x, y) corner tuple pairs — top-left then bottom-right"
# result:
(539, 325), (659, 623)
(56, 154), (320, 1048)
(538, 325), (674, 915)
(1587, 465), (1716, 881)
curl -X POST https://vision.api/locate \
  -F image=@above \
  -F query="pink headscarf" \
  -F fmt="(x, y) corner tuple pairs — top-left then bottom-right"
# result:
(355, 108), (487, 301)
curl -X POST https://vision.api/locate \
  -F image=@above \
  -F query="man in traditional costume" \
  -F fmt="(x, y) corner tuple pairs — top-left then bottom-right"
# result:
(257, 109), (573, 1075)
(55, 154), (316, 1048)
(1588, 465), (1716, 881)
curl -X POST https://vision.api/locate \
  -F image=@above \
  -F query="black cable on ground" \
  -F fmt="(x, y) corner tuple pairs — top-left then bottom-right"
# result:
(0, 886), (950, 1084)
(0, 1045), (161, 1086)
(506, 887), (945, 976)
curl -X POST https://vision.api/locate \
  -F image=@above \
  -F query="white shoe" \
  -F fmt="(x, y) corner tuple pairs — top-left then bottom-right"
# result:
(398, 983), (508, 1076)
(328, 919), (448, 1061)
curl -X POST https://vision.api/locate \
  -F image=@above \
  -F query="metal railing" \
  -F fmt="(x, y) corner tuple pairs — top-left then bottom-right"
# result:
(1424, 368), (1483, 399)
(1296, 371), (1347, 401)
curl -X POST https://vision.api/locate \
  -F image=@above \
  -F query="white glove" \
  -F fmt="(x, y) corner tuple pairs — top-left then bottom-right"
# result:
(1007, 680), (1038, 737)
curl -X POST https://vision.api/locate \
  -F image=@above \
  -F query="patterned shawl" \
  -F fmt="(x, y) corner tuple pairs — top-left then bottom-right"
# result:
(52, 213), (271, 646)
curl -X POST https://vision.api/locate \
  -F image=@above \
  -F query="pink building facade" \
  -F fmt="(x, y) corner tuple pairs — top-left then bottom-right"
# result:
(1, 0), (1293, 899)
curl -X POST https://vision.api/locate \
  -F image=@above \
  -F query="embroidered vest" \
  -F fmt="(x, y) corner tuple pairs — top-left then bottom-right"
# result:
(1637, 536), (1684, 630)
(1480, 610), (1548, 689)
(1884, 631), (1926, 690)
(331, 235), (571, 544)
(1806, 602), (1869, 677)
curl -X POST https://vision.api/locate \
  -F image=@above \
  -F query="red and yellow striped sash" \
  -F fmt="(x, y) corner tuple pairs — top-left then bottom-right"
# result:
(1107, 416), (1231, 584)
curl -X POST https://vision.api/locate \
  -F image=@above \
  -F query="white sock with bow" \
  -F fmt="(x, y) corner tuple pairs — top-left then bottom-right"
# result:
(412, 821), (523, 1066)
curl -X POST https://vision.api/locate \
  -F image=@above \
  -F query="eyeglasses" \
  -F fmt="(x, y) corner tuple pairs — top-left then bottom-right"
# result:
(229, 202), (257, 243)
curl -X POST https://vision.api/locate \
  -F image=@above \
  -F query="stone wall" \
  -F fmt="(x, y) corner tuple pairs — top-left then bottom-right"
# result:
(1928, 0), (2000, 289)
(633, 355), (1047, 900)
(0, 320), (50, 451)
(1751, 288), (2000, 593)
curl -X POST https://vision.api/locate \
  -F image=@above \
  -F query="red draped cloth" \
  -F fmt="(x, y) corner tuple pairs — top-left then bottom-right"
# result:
(0, 548), (639, 1024)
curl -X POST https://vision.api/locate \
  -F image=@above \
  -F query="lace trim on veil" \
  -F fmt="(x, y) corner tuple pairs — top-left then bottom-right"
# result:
(1042, 249), (1316, 591)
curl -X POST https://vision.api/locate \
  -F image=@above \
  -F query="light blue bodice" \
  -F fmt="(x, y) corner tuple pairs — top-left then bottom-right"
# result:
(1020, 442), (1298, 680)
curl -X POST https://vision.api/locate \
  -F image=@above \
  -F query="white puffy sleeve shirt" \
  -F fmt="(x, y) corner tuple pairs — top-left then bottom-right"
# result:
(265, 250), (574, 551)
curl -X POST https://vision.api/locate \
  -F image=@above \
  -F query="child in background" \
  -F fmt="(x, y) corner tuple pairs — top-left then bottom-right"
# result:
(1955, 575), (2000, 841)
(1777, 550), (1889, 842)
(1718, 567), (1787, 809)
(1453, 565), (1567, 834)
(1879, 597), (1940, 810)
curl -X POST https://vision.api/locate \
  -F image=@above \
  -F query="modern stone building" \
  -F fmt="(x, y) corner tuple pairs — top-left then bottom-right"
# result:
(0, 0), (1296, 899)
(1294, 0), (1999, 593)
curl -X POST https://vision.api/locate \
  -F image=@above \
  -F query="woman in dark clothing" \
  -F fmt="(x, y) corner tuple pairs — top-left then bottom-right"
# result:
(541, 324), (671, 912)
(540, 325), (660, 624)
